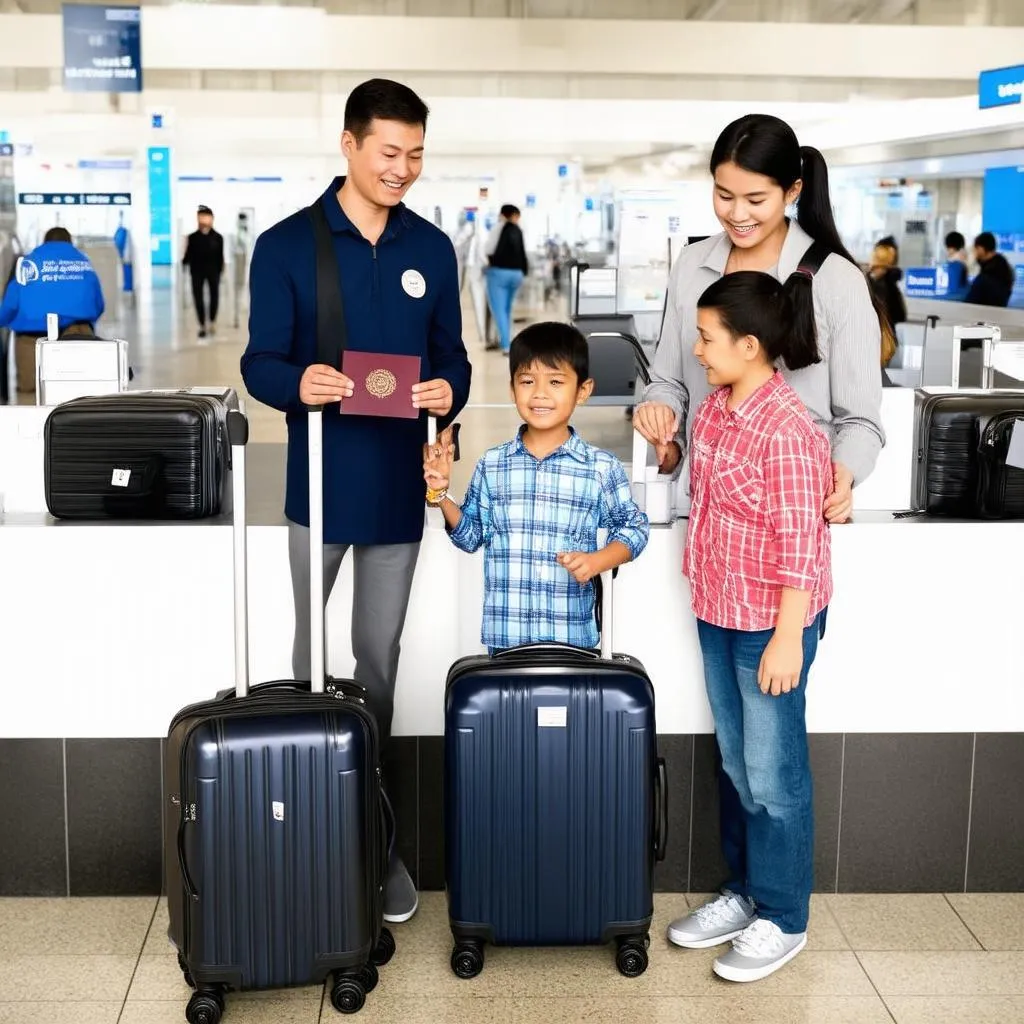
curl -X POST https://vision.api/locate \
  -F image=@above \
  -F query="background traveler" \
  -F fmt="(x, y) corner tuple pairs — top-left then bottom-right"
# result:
(485, 203), (530, 354)
(182, 205), (225, 338)
(965, 231), (1015, 308)
(240, 77), (472, 926)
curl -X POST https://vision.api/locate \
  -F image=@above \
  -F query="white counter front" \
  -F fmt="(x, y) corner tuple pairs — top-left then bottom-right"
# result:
(1, 509), (1021, 739)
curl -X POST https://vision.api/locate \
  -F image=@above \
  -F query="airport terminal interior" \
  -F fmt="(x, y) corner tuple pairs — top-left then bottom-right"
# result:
(1, 1), (1024, 1023)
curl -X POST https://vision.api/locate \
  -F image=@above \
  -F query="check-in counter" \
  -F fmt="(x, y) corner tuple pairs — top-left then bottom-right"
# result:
(0, 393), (1021, 900)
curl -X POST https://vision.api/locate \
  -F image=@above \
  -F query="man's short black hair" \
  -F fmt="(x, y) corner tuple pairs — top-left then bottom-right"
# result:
(500, 204), (521, 219)
(945, 231), (965, 251)
(344, 78), (429, 144)
(509, 322), (589, 384)
(44, 227), (72, 244)
(197, 205), (213, 217)
(975, 231), (997, 253)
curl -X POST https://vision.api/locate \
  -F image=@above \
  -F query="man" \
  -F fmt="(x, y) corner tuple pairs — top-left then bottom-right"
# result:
(240, 78), (471, 924)
(966, 232), (1015, 308)
(484, 203), (529, 353)
(182, 205), (225, 337)
(0, 227), (105, 393)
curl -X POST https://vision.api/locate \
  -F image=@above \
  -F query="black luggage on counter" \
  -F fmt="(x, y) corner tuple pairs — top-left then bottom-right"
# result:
(163, 405), (394, 1024)
(912, 389), (1024, 520)
(443, 575), (667, 980)
(44, 388), (236, 520)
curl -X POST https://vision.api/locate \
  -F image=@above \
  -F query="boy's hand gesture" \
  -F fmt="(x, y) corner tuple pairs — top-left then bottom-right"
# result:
(558, 551), (599, 584)
(423, 426), (457, 495)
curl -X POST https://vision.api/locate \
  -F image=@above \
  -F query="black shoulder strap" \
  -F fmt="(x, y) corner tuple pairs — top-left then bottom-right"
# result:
(795, 240), (832, 279)
(307, 201), (347, 369)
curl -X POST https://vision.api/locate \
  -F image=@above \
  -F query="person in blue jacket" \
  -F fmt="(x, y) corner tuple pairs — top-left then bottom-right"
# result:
(240, 78), (471, 925)
(0, 226), (105, 393)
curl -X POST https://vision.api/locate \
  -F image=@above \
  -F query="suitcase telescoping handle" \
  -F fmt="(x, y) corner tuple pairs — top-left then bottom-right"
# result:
(308, 404), (328, 694)
(229, 408), (250, 699)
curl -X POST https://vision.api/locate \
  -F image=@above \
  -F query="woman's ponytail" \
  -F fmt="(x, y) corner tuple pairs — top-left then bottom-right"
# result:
(797, 146), (857, 267)
(778, 270), (821, 371)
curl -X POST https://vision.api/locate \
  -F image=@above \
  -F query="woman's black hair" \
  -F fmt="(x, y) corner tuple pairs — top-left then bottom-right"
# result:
(710, 114), (857, 267)
(710, 113), (893, 360)
(697, 271), (820, 373)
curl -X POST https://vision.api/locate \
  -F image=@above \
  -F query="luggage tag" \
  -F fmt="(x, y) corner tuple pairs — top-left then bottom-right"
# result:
(1007, 420), (1024, 471)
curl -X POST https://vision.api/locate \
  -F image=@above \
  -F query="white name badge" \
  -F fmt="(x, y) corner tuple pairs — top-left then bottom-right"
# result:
(402, 269), (426, 299)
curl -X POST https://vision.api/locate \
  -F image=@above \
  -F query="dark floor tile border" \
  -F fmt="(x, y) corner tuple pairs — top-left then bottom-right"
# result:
(2, 732), (1021, 897)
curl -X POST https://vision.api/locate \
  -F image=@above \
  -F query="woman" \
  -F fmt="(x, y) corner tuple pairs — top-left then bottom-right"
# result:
(634, 114), (885, 525)
(485, 204), (530, 354)
(867, 236), (907, 334)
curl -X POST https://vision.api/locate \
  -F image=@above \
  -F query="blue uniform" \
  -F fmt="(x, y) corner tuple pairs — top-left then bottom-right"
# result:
(241, 178), (472, 545)
(0, 241), (105, 335)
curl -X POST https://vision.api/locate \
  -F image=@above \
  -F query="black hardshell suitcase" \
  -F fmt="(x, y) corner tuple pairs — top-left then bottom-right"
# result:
(912, 388), (1024, 519)
(44, 387), (236, 520)
(444, 575), (667, 980)
(163, 405), (395, 1024)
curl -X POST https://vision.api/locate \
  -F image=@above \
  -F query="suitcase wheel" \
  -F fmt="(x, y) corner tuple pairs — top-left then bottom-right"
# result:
(615, 936), (649, 978)
(329, 975), (366, 1015)
(370, 927), (396, 967)
(450, 941), (484, 979)
(357, 962), (379, 995)
(185, 991), (223, 1024)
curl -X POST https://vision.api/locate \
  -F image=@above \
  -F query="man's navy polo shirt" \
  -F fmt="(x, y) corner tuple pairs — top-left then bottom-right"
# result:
(241, 178), (472, 545)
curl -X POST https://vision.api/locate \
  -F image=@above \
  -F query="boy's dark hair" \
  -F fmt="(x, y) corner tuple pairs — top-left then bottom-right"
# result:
(974, 231), (997, 253)
(344, 78), (429, 144)
(44, 227), (72, 244)
(697, 271), (820, 373)
(945, 231), (965, 251)
(197, 205), (213, 217)
(500, 204), (521, 219)
(509, 322), (589, 384)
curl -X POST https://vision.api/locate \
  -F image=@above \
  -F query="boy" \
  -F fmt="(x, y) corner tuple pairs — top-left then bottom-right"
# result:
(424, 322), (649, 652)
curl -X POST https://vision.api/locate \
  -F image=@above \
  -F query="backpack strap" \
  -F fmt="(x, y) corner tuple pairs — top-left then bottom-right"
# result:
(307, 200), (347, 369)
(793, 239), (832, 280)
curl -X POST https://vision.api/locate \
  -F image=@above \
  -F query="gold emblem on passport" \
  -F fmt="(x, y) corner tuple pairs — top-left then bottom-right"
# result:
(365, 368), (398, 399)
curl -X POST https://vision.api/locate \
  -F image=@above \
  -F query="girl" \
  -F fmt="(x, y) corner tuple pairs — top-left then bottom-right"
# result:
(634, 113), (885, 524)
(667, 271), (833, 983)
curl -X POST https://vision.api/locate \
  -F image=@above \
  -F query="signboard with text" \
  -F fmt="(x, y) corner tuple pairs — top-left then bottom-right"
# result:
(979, 64), (1024, 110)
(63, 5), (142, 93)
(18, 192), (131, 206)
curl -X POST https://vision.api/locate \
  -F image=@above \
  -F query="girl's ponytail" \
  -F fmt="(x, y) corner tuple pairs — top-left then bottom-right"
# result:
(779, 269), (821, 372)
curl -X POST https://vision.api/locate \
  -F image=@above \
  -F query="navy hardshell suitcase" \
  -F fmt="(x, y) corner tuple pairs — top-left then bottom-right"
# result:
(444, 578), (667, 979)
(163, 407), (395, 1024)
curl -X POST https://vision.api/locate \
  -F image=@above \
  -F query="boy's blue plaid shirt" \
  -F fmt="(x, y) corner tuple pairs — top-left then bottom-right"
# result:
(449, 427), (650, 651)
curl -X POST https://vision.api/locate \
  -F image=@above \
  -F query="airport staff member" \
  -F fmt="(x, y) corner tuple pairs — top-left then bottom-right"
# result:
(240, 78), (471, 926)
(634, 113), (885, 525)
(0, 226), (105, 394)
(182, 206), (225, 338)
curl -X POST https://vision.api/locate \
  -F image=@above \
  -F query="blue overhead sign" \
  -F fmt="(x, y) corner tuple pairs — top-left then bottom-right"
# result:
(979, 64), (1024, 110)
(18, 192), (131, 206)
(63, 4), (142, 93)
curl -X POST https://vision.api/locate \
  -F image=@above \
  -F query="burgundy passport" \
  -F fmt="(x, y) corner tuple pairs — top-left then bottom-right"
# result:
(340, 351), (420, 420)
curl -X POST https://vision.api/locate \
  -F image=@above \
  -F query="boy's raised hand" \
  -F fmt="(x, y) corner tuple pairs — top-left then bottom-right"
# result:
(557, 551), (599, 584)
(423, 425), (457, 493)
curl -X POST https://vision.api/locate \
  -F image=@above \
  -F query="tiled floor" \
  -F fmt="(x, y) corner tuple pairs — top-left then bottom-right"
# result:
(1, 893), (1023, 1023)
